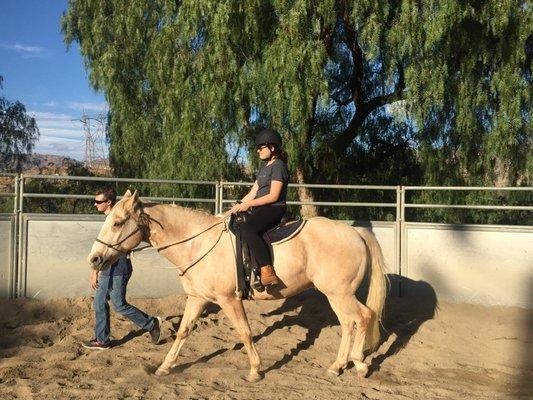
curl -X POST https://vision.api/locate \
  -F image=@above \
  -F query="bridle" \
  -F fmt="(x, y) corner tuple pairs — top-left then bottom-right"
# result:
(94, 226), (142, 255)
(93, 207), (151, 255)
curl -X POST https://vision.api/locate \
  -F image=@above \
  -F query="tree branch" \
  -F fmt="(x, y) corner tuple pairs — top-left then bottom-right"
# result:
(334, 62), (406, 152)
(343, 15), (365, 105)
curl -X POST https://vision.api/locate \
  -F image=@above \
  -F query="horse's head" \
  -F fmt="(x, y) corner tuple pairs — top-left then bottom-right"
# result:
(87, 189), (144, 271)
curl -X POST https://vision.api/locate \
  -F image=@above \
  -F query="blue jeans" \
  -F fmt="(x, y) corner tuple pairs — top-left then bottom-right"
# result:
(94, 273), (155, 344)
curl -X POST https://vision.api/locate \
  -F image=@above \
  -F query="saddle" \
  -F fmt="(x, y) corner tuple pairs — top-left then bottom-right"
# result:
(229, 211), (306, 299)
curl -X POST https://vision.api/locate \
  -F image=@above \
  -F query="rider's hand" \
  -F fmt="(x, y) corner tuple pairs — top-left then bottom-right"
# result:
(229, 202), (251, 214)
(90, 270), (99, 290)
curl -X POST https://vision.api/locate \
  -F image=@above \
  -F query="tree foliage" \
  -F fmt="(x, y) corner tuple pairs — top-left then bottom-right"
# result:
(62, 1), (532, 218)
(0, 75), (40, 172)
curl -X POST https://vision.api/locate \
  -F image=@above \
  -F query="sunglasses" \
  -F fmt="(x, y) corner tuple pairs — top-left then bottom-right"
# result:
(256, 144), (269, 151)
(94, 199), (108, 204)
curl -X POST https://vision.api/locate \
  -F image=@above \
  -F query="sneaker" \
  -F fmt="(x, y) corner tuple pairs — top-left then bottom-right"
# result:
(149, 316), (162, 345)
(82, 339), (110, 350)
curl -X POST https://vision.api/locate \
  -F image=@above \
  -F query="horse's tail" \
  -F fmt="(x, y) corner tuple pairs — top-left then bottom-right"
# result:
(354, 227), (388, 352)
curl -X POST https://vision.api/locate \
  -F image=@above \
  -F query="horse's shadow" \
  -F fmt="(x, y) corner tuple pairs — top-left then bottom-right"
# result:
(368, 274), (438, 375)
(253, 275), (437, 375)
(150, 291), (337, 375)
(250, 289), (339, 374)
(112, 304), (224, 348)
(153, 275), (437, 376)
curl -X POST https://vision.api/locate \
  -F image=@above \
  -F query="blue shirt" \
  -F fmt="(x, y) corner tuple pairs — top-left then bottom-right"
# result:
(100, 255), (132, 276)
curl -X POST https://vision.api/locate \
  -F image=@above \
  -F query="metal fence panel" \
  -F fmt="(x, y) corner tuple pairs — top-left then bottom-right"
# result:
(4, 174), (532, 307)
(403, 223), (533, 308)
(0, 215), (15, 298)
(20, 215), (184, 299)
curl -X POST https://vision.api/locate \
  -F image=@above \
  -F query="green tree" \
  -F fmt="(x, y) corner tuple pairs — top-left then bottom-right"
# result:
(0, 75), (40, 172)
(62, 1), (532, 217)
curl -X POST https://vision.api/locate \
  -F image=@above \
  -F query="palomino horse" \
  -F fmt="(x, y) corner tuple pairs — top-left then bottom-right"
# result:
(88, 190), (387, 381)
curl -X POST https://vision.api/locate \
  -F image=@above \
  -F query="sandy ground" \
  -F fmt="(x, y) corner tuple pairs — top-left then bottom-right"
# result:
(0, 290), (531, 400)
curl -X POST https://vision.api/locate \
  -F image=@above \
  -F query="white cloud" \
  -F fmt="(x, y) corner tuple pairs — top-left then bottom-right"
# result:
(28, 111), (83, 135)
(38, 128), (85, 141)
(34, 136), (85, 160)
(29, 111), (76, 121)
(0, 42), (51, 58)
(66, 101), (108, 112)
(29, 110), (108, 160)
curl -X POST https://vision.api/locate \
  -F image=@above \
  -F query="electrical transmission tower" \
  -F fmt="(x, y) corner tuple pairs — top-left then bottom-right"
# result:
(80, 113), (108, 169)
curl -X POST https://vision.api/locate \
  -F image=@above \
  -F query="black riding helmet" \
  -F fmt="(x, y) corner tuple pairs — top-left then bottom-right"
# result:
(255, 128), (282, 147)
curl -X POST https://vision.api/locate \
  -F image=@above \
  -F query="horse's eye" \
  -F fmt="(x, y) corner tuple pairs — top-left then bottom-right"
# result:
(114, 220), (124, 227)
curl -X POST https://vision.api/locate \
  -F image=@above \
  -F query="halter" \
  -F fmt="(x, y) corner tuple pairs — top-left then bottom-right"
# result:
(95, 227), (142, 255)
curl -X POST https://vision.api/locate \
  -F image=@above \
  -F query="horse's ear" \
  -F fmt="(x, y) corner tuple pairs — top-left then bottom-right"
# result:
(124, 189), (132, 198)
(123, 190), (140, 212)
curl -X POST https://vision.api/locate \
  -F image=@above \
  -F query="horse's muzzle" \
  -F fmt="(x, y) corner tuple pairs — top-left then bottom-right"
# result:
(88, 253), (107, 271)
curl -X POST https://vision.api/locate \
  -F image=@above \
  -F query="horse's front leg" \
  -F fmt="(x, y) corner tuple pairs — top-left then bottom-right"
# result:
(155, 296), (209, 376)
(219, 297), (262, 382)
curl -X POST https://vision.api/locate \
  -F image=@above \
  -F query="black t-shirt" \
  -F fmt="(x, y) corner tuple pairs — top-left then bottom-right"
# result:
(254, 159), (289, 204)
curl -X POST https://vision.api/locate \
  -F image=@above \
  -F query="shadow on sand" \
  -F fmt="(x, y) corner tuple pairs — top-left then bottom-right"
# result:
(159, 275), (437, 376)
(252, 275), (437, 375)
(368, 275), (438, 375)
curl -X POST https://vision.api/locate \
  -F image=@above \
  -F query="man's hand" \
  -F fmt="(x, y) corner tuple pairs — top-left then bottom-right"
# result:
(90, 270), (100, 290)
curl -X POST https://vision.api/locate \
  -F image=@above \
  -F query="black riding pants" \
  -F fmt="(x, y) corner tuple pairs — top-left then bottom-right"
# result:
(240, 204), (286, 267)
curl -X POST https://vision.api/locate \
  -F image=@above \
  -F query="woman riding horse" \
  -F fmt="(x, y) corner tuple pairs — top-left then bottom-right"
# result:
(229, 128), (289, 286)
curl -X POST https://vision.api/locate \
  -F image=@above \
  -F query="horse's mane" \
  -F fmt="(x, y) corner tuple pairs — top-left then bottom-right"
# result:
(141, 201), (218, 225)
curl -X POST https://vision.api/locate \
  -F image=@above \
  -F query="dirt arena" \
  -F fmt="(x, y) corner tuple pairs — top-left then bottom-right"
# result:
(0, 290), (531, 400)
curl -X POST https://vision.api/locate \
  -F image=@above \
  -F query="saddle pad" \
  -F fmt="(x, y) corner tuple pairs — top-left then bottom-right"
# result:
(263, 218), (306, 245)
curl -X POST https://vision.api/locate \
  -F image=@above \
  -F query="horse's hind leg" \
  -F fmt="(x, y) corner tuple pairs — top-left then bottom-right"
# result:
(326, 294), (371, 378)
(349, 301), (373, 377)
(155, 296), (209, 376)
(218, 297), (262, 382)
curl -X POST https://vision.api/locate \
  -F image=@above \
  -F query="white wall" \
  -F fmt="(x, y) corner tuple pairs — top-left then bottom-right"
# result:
(15, 217), (533, 308)
(403, 223), (533, 308)
(21, 216), (183, 299)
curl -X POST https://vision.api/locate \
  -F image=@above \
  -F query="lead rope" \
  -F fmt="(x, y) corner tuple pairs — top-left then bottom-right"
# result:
(130, 217), (229, 275)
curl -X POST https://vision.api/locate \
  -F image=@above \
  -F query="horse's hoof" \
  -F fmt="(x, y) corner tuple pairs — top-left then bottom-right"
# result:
(154, 367), (169, 376)
(244, 372), (262, 382)
(355, 363), (369, 378)
(328, 361), (346, 377)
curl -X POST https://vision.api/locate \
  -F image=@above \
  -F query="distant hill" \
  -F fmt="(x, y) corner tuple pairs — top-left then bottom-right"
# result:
(14, 153), (111, 175)
(0, 154), (111, 198)
(22, 154), (79, 170)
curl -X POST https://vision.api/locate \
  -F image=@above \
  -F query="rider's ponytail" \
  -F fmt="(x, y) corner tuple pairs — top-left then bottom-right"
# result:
(271, 145), (288, 164)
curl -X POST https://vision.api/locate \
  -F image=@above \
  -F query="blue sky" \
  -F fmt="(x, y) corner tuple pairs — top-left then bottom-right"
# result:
(0, 0), (107, 160)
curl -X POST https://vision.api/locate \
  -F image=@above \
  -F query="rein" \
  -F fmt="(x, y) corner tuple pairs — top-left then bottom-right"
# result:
(130, 214), (229, 276)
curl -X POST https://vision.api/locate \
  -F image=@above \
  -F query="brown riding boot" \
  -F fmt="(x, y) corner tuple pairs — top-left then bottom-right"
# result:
(260, 265), (280, 286)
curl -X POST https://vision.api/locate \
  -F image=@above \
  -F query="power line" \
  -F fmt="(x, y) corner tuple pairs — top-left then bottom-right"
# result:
(76, 112), (108, 169)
